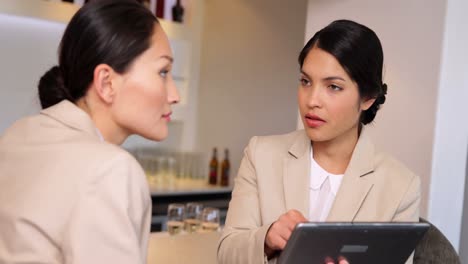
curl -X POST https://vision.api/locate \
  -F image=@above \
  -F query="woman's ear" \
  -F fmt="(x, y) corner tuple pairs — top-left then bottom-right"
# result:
(91, 64), (117, 104)
(361, 97), (376, 111)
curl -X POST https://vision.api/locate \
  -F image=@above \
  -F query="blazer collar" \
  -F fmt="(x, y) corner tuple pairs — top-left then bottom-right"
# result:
(40, 100), (100, 139)
(283, 129), (376, 221)
(288, 130), (310, 159)
(326, 128), (376, 221)
(283, 130), (311, 217)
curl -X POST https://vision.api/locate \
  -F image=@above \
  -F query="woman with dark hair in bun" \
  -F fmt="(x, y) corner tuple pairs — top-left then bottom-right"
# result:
(218, 20), (420, 264)
(0, 0), (179, 263)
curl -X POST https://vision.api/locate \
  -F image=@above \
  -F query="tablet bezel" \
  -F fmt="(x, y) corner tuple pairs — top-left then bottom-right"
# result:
(277, 222), (429, 264)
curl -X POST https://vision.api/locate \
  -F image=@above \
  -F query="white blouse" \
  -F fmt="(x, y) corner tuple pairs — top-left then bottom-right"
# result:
(309, 148), (344, 221)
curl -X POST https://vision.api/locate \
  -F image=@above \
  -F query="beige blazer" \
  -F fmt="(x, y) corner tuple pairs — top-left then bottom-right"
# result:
(218, 129), (421, 264)
(0, 100), (151, 264)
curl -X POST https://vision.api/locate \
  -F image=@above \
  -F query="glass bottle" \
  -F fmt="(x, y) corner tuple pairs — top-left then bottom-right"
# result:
(156, 0), (165, 19)
(220, 149), (230, 186)
(209, 148), (218, 185)
(172, 0), (184, 23)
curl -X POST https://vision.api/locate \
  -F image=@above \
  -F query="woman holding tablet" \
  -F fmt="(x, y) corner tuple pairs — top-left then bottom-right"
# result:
(218, 20), (420, 264)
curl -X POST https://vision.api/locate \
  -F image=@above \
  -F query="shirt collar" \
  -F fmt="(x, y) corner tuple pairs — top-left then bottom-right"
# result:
(95, 127), (105, 142)
(310, 147), (343, 195)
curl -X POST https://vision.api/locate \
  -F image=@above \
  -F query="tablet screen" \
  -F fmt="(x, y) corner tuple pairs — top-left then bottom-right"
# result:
(277, 222), (429, 264)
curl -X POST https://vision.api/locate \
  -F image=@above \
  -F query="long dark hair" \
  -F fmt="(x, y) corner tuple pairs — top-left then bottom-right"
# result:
(38, 0), (158, 109)
(298, 19), (387, 125)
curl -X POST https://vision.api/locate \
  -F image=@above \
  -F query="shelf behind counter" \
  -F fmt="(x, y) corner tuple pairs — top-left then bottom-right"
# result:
(149, 180), (232, 232)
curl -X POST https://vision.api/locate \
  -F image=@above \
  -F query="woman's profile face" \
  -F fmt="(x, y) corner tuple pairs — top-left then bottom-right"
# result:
(111, 23), (179, 141)
(298, 46), (374, 143)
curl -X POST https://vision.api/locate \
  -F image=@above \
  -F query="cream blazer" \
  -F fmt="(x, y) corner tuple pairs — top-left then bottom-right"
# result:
(218, 129), (421, 264)
(0, 100), (151, 264)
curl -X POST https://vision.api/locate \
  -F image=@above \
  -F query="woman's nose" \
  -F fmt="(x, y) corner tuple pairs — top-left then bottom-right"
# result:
(306, 86), (322, 108)
(167, 78), (180, 104)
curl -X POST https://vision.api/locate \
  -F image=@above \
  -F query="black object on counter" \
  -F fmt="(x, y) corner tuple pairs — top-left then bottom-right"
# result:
(209, 148), (218, 185)
(221, 149), (230, 186)
(172, 0), (184, 23)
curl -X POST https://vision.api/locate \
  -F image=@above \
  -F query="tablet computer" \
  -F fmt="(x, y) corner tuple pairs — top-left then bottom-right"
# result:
(277, 222), (429, 264)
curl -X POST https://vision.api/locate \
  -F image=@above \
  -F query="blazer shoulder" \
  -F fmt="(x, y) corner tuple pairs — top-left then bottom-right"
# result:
(75, 141), (143, 175)
(374, 151), (420, 186)
(249, 130), (306, 153)
(1, 113), (143, 185)
(0, 114), (41, 142)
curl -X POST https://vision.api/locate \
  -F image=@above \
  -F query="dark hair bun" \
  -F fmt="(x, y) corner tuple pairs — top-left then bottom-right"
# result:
(361, 83), (388, 125)
(38, 66), (71, 109)
(376, 83), (387, 105)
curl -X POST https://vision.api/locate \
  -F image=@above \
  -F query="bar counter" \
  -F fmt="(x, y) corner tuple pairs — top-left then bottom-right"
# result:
(148, 180), (232, 231)
(147, 231), (220, 264)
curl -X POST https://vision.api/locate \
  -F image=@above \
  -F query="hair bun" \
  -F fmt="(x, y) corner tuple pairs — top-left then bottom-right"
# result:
(38, 66), (71, 109)
(376, 83), (387, 105)
(361, 83), (387, 125)
(381, 83), (388, 95)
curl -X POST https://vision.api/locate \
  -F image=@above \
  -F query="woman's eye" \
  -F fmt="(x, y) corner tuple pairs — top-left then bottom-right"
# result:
(159, 70), (169, 78)
(329, 84), (342, 91)
(300, 78), (310, 86)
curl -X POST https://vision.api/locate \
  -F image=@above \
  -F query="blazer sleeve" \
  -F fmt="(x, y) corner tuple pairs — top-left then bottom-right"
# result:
(217, 136), (273, 264)
(62, 153), (151, 264)
(392, 173), (421, 222)
(392, 173), (421, 264)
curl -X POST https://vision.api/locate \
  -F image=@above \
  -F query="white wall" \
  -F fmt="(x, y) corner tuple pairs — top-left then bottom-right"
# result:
(460, 152), (468, 262)
(0, 14), (66, 133)
(305, 0), (447, 218)
(196, 0), (308, 181)
(0, 0), (78, 134)
(429, 0), (468, 252)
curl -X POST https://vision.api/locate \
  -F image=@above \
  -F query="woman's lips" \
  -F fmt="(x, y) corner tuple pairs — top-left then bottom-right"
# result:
(304, 114), (325, 128)
(162, 112), (172, 122)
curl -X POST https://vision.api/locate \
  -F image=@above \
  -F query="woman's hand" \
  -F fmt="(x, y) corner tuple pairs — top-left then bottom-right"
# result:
(325, 260), (349, 264)
(264, 209), (307, 257)
(325, 256), (350, 264)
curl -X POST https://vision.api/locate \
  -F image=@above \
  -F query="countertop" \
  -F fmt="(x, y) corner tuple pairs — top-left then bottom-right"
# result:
(147, 231), (220, 264)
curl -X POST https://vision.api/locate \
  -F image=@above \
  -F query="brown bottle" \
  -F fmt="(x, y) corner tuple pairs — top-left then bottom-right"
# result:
(171, 0), (184, 23)
(155, 0), (165, 19)
(209, 148), (218, 185)
(221, 149), (230, 186)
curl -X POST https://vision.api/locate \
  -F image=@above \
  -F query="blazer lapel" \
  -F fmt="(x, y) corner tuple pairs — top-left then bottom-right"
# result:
(283, 131), (311, 218)
(327, 129), (375, 222)
(40, 100), (100, 139)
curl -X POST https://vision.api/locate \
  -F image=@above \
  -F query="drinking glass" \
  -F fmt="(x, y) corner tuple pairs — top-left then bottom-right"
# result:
(167, 203), (185, 235)
(155, 156), (167, 188)
(166, 156), (177, 189)
(184, 202), (203, 233)
(200, 207), (220, 232)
